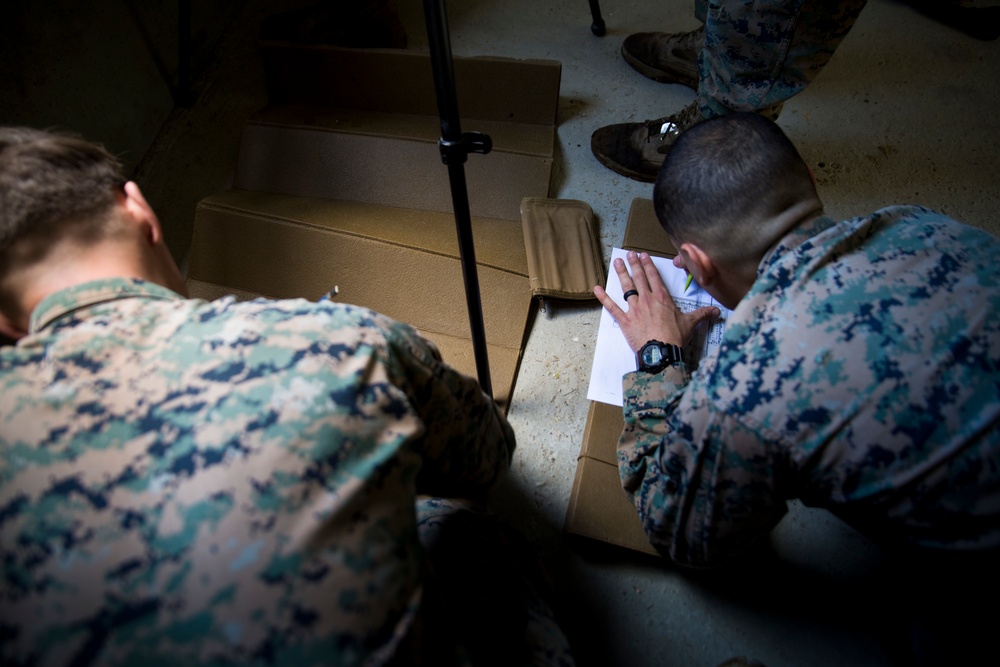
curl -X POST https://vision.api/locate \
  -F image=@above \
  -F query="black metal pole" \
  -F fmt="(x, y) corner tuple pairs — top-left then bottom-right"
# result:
(422, 0), (494, 397)
(588, 0), (607, 36)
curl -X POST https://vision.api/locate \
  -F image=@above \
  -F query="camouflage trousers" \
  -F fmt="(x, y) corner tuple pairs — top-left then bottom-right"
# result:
(414, 497), (576, 667)
(693, 0), (869, 118)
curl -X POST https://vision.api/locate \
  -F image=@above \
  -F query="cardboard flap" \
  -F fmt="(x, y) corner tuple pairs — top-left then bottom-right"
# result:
(622, 197), (677, 257)
(189, 191), (530, 347)
(192, 189), (529, 275)
(234, 119), (552, 221)
(520, 197), (605, 300)
(239, 45), (562, 222)
(260, 42), (562, 126)
(564, 401), (657, 556)
(248, 105), (556, 157)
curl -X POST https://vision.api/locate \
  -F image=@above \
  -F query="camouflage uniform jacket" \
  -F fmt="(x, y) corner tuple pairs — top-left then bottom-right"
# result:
(0, 278), (515, 666)
(619, 205), (1000, 567)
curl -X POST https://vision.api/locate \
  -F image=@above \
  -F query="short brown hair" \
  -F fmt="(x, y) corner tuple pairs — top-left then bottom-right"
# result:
(0, 126), (125, 267)
(654, 113), (820, 266)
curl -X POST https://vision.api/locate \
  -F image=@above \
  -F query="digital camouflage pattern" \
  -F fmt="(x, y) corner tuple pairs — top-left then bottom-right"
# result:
(694, 0), (869, 118)
(0, 278), (517, 666)
(619, 206), (1000, 567)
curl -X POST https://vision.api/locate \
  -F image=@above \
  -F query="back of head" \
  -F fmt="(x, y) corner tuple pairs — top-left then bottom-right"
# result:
(653, 113), (821, 268)
(0, 126), (124, 271)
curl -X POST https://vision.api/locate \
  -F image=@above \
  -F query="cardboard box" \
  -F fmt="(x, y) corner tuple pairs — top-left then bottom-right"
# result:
(185, 44), (562, 407)
(563, 197), (677, 555)
(242, 43), (560, 223)
(564, 400), (657, 556)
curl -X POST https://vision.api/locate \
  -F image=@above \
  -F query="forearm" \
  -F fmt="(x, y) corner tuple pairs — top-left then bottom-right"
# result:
(618, 367), (787, 567)
(383, 319), (515, 497)
(618, 365), (703, 563)
(619, 364), (694, 476)
(413, 363), (515, 496)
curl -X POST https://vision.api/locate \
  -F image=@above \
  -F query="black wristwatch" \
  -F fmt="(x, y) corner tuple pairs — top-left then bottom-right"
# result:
(636, 340), (683, 374)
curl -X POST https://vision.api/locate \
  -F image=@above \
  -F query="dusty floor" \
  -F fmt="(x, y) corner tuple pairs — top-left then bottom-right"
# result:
(132, 1), (999, 665)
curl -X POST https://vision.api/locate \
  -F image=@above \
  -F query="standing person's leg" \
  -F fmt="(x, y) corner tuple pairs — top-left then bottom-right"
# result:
(593, 0), (867, 182)
(698, 0), (868, 119)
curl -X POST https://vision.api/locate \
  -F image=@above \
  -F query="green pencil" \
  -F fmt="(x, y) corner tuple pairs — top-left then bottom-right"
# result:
(684, 273), (694, 292)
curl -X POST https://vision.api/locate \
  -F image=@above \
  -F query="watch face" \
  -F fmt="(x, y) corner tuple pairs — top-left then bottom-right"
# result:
(638, 340), (680, 373)
(642, 345), (663, 366)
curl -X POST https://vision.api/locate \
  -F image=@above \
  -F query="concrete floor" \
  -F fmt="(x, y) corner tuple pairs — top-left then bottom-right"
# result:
(132, 1), (999, 665)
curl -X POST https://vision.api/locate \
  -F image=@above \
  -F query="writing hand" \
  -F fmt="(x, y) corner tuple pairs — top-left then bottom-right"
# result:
(594, 251), (720, 353)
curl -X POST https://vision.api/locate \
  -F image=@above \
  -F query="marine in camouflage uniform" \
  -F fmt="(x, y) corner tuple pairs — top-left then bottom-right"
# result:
(619, 206), (1000, 565)
(595, 113), (999, 662)
(0, 127), (574, 666)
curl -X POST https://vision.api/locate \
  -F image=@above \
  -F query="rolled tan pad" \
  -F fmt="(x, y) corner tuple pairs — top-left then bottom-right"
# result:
(520, 197), (605, 300)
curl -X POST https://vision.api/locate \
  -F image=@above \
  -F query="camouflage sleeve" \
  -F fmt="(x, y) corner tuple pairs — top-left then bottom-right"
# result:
(377, 317), (516, 499)
(618, 367), (788, 567)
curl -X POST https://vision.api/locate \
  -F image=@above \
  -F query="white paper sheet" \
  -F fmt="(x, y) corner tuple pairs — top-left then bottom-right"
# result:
(587, 247), (733, 406)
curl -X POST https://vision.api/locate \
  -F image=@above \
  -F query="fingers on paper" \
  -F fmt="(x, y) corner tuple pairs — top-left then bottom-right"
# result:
(594, 285), (625, 320)
(637, 252), (670, 298)
(612, 256), (637, 293)
(624, 252), (654, 293)
(685, 305), (722, 331)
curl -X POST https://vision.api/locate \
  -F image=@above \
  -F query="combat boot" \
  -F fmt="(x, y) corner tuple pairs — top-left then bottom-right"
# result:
(590, 101), (705, 182)
(621, 26), (704, 89)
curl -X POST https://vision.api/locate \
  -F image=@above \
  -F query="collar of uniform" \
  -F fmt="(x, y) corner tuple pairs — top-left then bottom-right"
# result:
(30, 277), (183, 334)
(757, 214), (837, 278)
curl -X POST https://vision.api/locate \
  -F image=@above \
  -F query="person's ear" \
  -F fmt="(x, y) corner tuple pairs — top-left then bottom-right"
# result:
(0, 310), (27, 342)
(678, 241), (719, 286)
(121, 181), (164, 245)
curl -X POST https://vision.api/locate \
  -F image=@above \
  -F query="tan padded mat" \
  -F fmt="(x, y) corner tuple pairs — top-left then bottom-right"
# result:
(520, 197), (605, 300)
